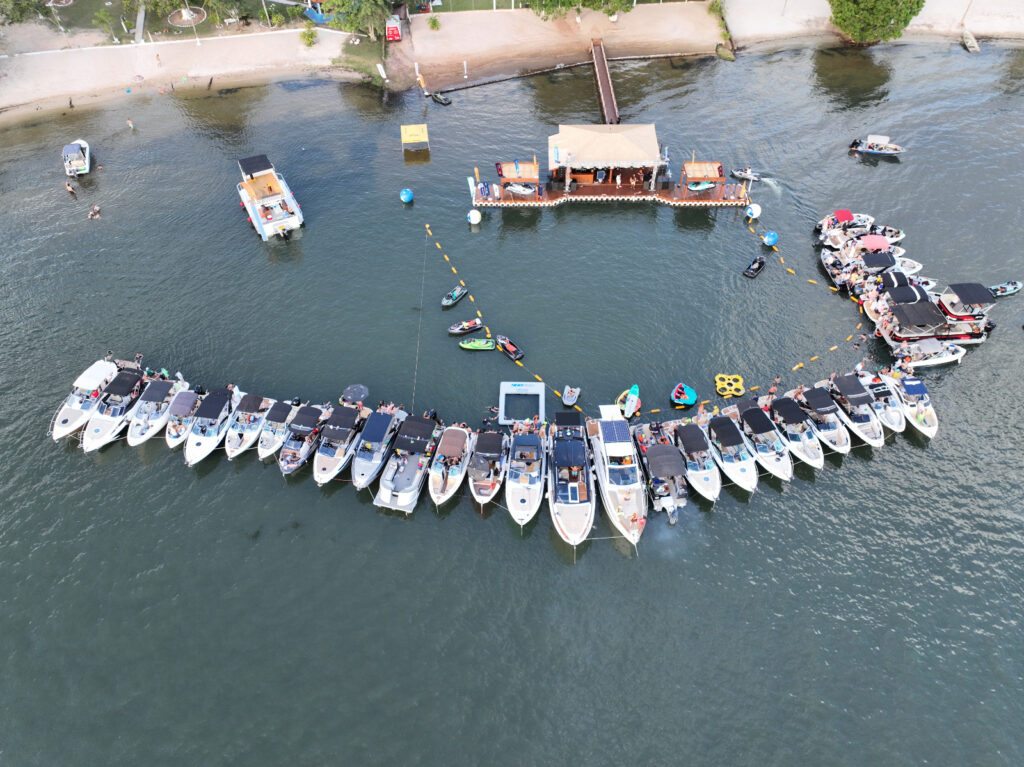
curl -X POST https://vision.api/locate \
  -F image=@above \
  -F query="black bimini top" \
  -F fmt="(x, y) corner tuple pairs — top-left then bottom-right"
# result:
(554, 411), (582, 426)
(708, 416), (744, 447)
(887, 285), (929, 305)
(104, 369), (143, 397)
(553, 437), (586, 468)
(323, 406), (359, 438)
(359, 412), (393, 444)
(264, 401), (292, 424)
(195, 389), (232, 419)
(235, 392), (264, 414)
(833, 375), (872, 405)
(803, 387), (839, 414)
(740, 407), (775, 435)
(948, 282), (994, 305)
(474, 432), (504, 457)
(771, 397), (809, 425)
(393, 416), (435, 453)
(878, 271), (910, 291)
(140, 379), (174, 402)
(290, 405), (323, 431)
(861, 251), (896, 269)
(238, 154), (273, 178)
(893, 302), (945, 327)
(169, 390), (198, 416)
(676, 423), (709, 453)
(645, 443), (686, 477)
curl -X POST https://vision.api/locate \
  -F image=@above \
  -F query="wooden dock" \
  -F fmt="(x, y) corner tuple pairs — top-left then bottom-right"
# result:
(471, 181), (750, 209)
(591, 39), (619, 125)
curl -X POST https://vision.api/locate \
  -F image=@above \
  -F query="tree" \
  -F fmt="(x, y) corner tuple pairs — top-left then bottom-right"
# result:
(323, 0), (391, 41)
(580, 0), (632, 18)
(0, 0), (42, 24)
(828, 0), (925, 43)
(93, 6), (116, 37)
(528, 0), (631, 21)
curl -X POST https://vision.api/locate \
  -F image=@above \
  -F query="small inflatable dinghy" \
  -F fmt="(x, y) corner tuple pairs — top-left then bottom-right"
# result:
(671, 382), (697, 407)
(562, 386), (580, 406)
(989, 281), (1021, 297)
(743, 255), (766, 278)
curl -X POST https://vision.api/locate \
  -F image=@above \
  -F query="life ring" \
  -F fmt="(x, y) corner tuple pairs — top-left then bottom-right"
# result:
(714, 373), (745, 397)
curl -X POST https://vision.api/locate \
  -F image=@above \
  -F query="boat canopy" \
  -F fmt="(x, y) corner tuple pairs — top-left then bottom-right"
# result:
(474, 432), (504, 457)
(394, 416), (436, 453)
(878, 271), (910, 291)
(866, 134), (890, 144)
(911, 337), (943, 355)
(888, 285), (930, 305)
(734, 398), (761, 415)
(169, 390), (199, 416)
(437, 428), (468, 458)
(238, 154), (273, 178)
(902, 378), (928, 396)
(548, 124), (662, 170)
(833, 375), (872, 404)
(139, 379), (175, 402)
(62, 143), (84, 156)
(73, 359), (118, 390)
(264, 401), (292, 424)
(946, 282), (994, 306)
(290, 405), (323, 431)
(104, 369), (143, 397)
(708, 416), (744, 447)
(862, 251), (896, 269)
(554, 411), (582, 426)
(553, 437), (586, 468)
(513, 433), (542, 451)
(235, 392), (264, 413)
(893, 302), (945, 327)
(802, 387), (839, 414)
(676, 422), (709, 453)
(740, 407), (775, 435)
(195, 389), (232, 419)
(323, 406), (359, 437)
(858, 234), (890, 251)
(359, 412), (394, 444)
(833, 209), (854, 222)
(771, 397), (808, 425)
(645, 443), (686, 477)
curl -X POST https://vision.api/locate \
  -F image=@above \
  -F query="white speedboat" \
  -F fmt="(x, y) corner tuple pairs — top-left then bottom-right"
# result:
(814, 209), (874, 232)
(828, 375), (886, 448)
(704, 415), (759, 492)
(768, 398), (825, 468)
(237, 155), (304, 241)
(856, 370), (906, 433)
(257, 399), (301, 460)
(50, 358), (118, 440)
(820, 223), (905, 250)
(673, 421), (721, 502)
(547, 412), (595, 546)
(467, 431), (509, 506)
(350, 408), (406, 489)
(312, 404), (367, 486)
(165, 389), (202, 449)
(884, 375), (938, 439)
(894, 257), (923, 276)
(126, 377), (189, 446)
(735, 401), (793, 482)
(849, 134), (904, 155)
(799, 385), (853, 454)
(897, 338), (966, 370)
(62, 139), (90, 177)
(81, 368), (146, 453)
(374, 416), (440, 514)
(632, 421), (689, 523)
(278, 404), (328, 476)
(224, 393), (275, 460)
(505, 431), (547, 527)
(427, 426), (476, 505)
(184, 387), (244, 466)
(588, 405), (649, 543)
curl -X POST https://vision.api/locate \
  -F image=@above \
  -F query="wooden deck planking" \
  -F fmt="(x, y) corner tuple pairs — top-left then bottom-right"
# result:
(591, 39), (619, 125)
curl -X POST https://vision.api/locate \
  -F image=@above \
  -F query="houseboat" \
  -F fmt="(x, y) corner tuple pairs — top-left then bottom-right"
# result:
(237, 155), (304, 241)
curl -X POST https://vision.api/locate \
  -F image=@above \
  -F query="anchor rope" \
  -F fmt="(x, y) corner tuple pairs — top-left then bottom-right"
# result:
(409, 230), (429, 412)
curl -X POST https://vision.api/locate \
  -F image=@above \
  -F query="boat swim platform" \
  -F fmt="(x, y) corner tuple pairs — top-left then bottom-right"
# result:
(472, 183), (751, 209)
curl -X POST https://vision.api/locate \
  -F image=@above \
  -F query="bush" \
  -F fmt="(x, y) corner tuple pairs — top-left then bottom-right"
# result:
(427, 13), (439, 30)
(301, 19), (317, 45)
(828, 0), (925, 43)
(708, 0), (723, 16)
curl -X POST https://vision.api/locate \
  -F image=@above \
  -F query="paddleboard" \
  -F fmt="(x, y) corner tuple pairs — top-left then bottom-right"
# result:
(619, 385), (640, 418)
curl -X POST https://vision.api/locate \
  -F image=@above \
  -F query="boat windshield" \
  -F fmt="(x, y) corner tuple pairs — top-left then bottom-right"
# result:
(608, 466), (638, 486)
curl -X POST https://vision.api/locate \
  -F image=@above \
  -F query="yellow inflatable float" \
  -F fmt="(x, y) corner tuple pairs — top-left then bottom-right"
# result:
(714, 374), (745, 398)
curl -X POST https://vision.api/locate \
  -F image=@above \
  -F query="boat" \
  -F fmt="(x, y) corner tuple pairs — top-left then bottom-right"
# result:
(616, 384), (641, 418)
(165, 389), (203, 449)
(427, 425), (476, 505)
(734, 401), (794, 482)
(687, 181), (716, 192)
(257, 399), (302, 460)
(442, 285), (468, 307)
(880, 302), (991, 347)
(932, 283), (996, 322)
(504, 183), (536, 196)
(126, 377), (190, 446)
(374, 416), (441, 514)
(448, 318), (482, 335)
(768, 397), (826, 468)
(895, 338), (966, 370)
(731, 167), (762, 182)
(703, 415), (759, 492)
(350, 408), (407, 489)
(312, 404), (367, 486)
(183, 387), (245, 466)
(855, 370), (907, 433)
(632, 421), (689, 523)
(839, 234), (906, 264)
(430, 91), (452, 106)
(459, 338), (495, 351)
(797, 385), (852, 454)
(467, 431), (510, 505)
(814, 209), (874, 232)
(673, 421), (721, 502)
(62, 140), (90, 177)
(849, 135), (904, 155)
(561, 386), (580, 406)
(827, 375), (886, 448)
(588, 406), (648, 543)
(962, 29), (980, 53)
(49, 358), (119, 440)
(80, 368), (146, 453)
(820, 224), (905, 249)
(224, 393), (275, 460)
(670, 382), (697, 407)
(743, 255), (766, 278)
(495, 335), (524, 361)
(505, 431), (546, 527)
(883, 375), (938, 439)
(237, 155), (304, 241)
(547, 412), (596, 546)
(989, 281), (1021, 297)
(277, 404), (328, 475)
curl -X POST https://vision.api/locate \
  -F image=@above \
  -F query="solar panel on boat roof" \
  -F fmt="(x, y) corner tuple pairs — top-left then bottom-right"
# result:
(600, 420), (631, 443)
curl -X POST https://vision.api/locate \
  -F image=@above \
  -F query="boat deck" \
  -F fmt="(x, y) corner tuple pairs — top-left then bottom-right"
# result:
(240, 173), (283, 202)
(474, 181), (750, 209)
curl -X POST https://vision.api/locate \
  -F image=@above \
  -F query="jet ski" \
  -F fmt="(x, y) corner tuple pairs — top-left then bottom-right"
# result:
(731, 167), (762, 182)
(743, 255), (766, 278)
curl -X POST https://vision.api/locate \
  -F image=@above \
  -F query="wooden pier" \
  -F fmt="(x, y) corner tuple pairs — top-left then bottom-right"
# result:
(471, 181), (749, 209)
(591, 39), (620, 125)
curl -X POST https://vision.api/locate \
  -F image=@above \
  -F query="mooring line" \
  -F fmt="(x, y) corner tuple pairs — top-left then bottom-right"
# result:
(410, 229), (429, 412)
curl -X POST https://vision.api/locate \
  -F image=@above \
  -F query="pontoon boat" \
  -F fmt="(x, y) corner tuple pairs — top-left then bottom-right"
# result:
(237, 155), (303, 241)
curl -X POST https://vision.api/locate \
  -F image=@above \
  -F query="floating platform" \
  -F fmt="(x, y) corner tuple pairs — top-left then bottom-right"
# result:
(471, 182), (750, 209)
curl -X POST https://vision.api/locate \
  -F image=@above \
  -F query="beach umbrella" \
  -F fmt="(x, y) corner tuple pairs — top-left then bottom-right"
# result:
(342, 384), (369, 404)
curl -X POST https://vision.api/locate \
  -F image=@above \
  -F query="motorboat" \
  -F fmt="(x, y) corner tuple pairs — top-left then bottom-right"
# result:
(504, 183), (536, 196)
(820, 223), (905, 249)
(827, 375), (885, 448)
(862, 281), (932, 324)
(237, 155), (303, 241)
(673, 421), (721, 502)
(849, 135), (904, 155)
(734, 401), (793, 482)
(931, 283), (996, 322)
(427, 426), (476, 505)
(632, 421), (688, 523)
(814, 209), (874, 232)
(184, 387), (245, 466)
(350, 408), (406, 489)
(442, 285), (468, 307)
(62, 140), (90, 177)
(989, 281), (1022, 297)
(278, 404), (328, 475)
(704, 415), (758, 492)
(894, 338), (966, 370)
(731, 167), (762, 182)
(81, 368), (146, 453)
(257, 399), (302, 460)
(588, 406), (648, 543)
(126, 377), (190, 446)
(467, 431), (509, 505)
(448, 318), (482, 335)
(312, 404), (367, 485)
(880, 302), (991, 347)
(962, 29), (980, 53)
(496, 335), (524, 361)
(165, 389), (202, 449)
(839, 234), (906, 264)
(374, 416), (441, 514)
(798, 385), (852, 454)
(855, 370), (906, 433)
(547, 412), (595, 546)
(430, 91), (452, 106)
(505, 431), (546, 527)
(768, 397), (826, 468)
(561, 386), (580, 406)
(224, 393), (275, 460)
(743, 255), (766, 278)
(883, 375), (938, 439)
(50, 358), (119, 440)
(460, 338), (495, 351)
